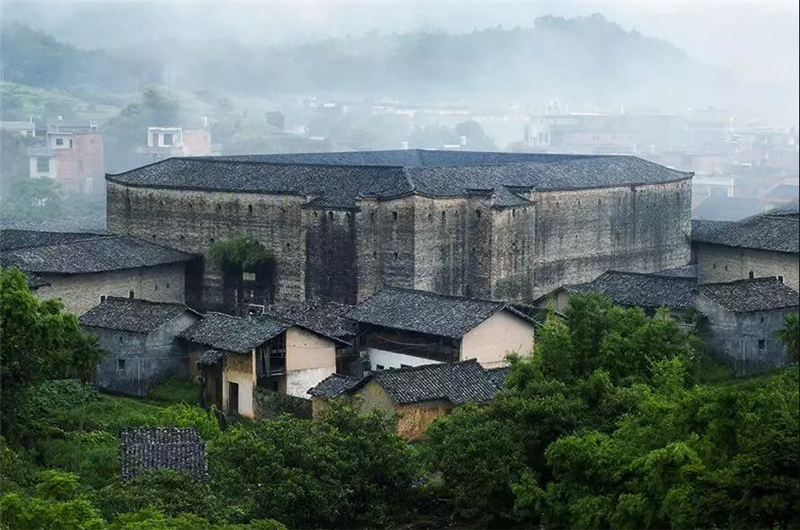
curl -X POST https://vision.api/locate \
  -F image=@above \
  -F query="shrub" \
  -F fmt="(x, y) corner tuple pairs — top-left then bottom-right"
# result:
(147, 379), (201, 406)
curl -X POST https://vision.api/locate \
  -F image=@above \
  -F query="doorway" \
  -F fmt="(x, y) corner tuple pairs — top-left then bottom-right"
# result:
(228, 382), (239, 415)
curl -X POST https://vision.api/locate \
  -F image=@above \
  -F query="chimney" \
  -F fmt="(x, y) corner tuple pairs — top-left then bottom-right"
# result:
(401, 141), (409, 150)
(459, 135), (467, 147)
(202, 116), (209, 128)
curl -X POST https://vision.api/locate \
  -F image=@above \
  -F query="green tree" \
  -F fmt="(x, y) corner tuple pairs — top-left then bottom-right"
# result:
(208, 235), (275, 314)
(777, 312), (799, 362)
(0, 268), (105, 437)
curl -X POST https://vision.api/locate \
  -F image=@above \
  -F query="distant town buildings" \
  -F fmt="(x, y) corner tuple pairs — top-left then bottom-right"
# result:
(27, 120), (105, 194)
(137, 125), (215, 161)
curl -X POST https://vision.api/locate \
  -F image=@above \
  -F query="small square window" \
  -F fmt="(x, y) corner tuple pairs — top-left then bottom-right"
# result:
(162, 133), (174, 146)
(749, 271), (755, 279)
(100, 295), (106, 302)
(758, 339), (766, 351)
(55, 138), (64, 146)
(118, 359), (126, 371)
(37, 157), (50, 172)
(129, 290), (135, 299)
(778, 275), (784, 284)
(376, 365), (385, 371)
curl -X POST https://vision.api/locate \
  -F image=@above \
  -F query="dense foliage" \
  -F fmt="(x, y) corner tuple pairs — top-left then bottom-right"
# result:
(1, 272), (797, 529)
(0, 268), (105, 438)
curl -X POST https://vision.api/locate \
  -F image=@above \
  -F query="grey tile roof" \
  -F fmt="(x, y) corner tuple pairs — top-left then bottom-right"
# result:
(196, 349), (226, 367)
(307, 373), (361, 399)
(274, 302), (358, 345)
(1, 235), (196, 274)
(365, 360), (501, 405)
(347, 287), (529, 339)
(692, 210), (799, 254)
(120, 427), (206, 480)
(179, 312), (290, 354)
(79, 297), (198, 334)
(308, 360), (502, 405)
(0, 229), (107, 251)
(24, 271), (50, 290)
(565, 270), (697, 310)
(692, 195), (766, 222)
(696, 277), (799, 314)
(107, 150), (691, 208)
(486, 366), (511, 389)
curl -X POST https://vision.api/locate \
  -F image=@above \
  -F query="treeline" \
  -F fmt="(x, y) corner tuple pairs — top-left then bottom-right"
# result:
(0, 22), (160, 95)
(1, 268), (798, 529)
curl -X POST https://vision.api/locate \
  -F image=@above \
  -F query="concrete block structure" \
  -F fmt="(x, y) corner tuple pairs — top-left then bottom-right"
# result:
(105, 150), (693, 311)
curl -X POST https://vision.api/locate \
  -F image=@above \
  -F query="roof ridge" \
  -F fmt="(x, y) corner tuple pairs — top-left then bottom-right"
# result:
(602, 269), (696, 280)
(698, 276), (789, 288)
(374, 358), (482, 376)
(381, 285), (505, 306)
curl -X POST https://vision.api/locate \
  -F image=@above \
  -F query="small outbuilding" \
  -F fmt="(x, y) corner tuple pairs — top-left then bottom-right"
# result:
(695, 277), (799, 373)
(309, 359), (505, 440)
(80, 297), (201, 396)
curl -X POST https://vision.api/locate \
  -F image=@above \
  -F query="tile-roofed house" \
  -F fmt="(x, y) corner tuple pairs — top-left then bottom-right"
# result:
(80, 297), (199, 334)
(695, 277), (799, 314)
(182, 312), (342, 418)
(348, 287), (512, 339)
(1, 235), (194, 275)
(555, 271), (697, 313)
(309, 360), (504, 440)
(179, 312), (290, 354)
(347, 287), (536, 371)
(0, 229), (107, 251)
(692, 211), (800, 254)
(120, 427), (207, 480)
(692, 209), (800, 291)
(0, 231), (196, 315)
(79, 298), (201, 397)
(694, 278), (799, 374)
(307, 373), (361, 399)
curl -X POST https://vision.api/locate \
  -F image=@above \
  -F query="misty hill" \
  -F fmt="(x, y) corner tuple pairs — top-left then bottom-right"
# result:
(2, 15), (732, 110)
(0, 22), (160, 95)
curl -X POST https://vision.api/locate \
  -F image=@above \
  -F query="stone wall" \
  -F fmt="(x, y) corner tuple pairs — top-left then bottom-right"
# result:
(108, 176), (692, 308)
(532, 180), (692, 298)
(36, 263), (186, 316)
(695, 295), (797, 374)
(695, 243), (800, 290)
(88, 311), (198, 397)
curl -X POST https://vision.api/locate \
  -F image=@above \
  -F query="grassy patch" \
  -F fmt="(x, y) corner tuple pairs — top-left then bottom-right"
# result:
(147, 378), (201, 406)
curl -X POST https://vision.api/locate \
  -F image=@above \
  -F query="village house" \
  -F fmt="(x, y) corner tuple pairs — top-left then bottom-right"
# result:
(692, 207), (799, 290)
(137, 126), (215, 163)
(346, 287), (536, 371)
(1, 230), (197, 315)
(28, 121), (105, 194)
(79, 297), (201, 397)
(180, 311), (345, 418)
(541, 269), (697, 317)
(308, 359), (507, 440)
(694, 277), (799, 374)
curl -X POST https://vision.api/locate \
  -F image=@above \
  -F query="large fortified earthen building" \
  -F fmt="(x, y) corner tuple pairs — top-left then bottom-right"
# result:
(106, 150), (693, 310)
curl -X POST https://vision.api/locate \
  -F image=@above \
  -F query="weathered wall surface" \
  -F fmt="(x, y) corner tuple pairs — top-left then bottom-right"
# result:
(107, 183), (306, 310)
(37, 264), (185, 316)
(696, 295), (797, 374)
(88, 312), (197, 397)
(284, 327), (337, 398)
(396, 402), (451, 441)
(695, 244), (800, 290)
(461, 310), (535, 367)
(532, 180), (692, 298)
(108, 175), (691, 307)
(222, 351), (255, 418)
